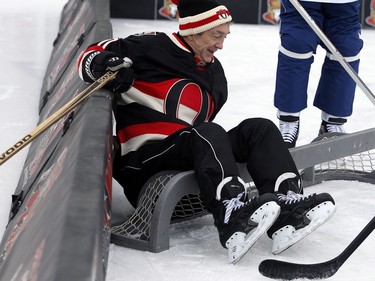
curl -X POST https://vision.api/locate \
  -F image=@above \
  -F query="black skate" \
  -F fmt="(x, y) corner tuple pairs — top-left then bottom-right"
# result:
(319, 117), (347, 135)
(214, 177), (280, 263)
(267, 190), (336, 254)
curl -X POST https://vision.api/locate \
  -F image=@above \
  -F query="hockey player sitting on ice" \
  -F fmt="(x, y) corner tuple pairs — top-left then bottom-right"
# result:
(77, 0), (336, 263)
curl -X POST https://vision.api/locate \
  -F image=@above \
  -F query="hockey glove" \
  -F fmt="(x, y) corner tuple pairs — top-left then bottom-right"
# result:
(90, 51), (134, 92)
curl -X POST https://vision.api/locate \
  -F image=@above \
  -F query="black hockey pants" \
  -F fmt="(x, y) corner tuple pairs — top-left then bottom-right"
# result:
(113, 118), (300, 210)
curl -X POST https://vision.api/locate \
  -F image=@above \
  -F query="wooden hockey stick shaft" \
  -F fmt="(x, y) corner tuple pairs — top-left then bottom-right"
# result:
(290, 0), (375, 106)
(0, 71), (117, 166)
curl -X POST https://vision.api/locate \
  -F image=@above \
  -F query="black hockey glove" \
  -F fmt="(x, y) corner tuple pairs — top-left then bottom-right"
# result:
(90, 51), (134, 92)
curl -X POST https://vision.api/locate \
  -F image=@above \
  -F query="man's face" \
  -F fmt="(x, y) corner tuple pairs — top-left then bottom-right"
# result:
(186, 23), (230, 64)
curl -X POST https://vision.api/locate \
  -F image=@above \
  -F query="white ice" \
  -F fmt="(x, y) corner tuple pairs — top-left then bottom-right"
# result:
(1, 1), (375, 281)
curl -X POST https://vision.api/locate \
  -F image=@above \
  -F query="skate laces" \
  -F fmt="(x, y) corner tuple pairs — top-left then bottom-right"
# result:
(277, 190), (304, 205)
(222, 192), (245, 224)
(325, 123), (345, 133)
(319, 120), (346, 135)
(279, 120), (299, 144)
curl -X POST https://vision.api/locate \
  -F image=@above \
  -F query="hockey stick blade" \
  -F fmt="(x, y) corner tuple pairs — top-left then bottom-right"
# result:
(259, 216), (375, 280)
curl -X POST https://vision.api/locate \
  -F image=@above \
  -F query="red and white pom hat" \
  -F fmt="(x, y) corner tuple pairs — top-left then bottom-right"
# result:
(171, 0), (232, 36)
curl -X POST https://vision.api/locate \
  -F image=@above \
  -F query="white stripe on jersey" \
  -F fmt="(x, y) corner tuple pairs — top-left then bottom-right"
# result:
(121, 133), (168, 155)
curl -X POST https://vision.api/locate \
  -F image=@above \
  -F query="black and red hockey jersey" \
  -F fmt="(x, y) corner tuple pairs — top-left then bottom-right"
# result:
(78, 32), (228, 156)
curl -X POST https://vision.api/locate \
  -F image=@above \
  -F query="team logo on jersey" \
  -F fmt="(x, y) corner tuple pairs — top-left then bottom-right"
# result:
(165, 79), (211, 124)
(130, 78), (213, 125)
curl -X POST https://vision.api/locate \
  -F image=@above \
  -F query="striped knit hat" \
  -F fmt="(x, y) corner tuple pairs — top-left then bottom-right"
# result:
(172, 0), (232, 36)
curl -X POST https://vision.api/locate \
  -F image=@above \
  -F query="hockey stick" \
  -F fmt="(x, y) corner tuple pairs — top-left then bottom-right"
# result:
(289, 0), (375, 106)
(258, 216), (375, 280)
(0, 71), (117, 166)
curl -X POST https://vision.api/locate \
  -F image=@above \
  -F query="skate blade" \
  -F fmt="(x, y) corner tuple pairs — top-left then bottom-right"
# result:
(272, 201), (336, 254)
(226, 201), (280, 264)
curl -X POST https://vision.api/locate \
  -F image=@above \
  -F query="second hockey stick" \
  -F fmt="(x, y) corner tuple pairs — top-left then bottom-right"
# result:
(0, 71), (117, 167)
(289, 0), (375, 106)
(258, 216), (375, 280)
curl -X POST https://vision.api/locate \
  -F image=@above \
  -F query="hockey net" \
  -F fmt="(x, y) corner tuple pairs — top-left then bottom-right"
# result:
(111, 131), (375, 252)
(300, 133), (375, 186)
(312, 149), (375, 183)
(111, 172), (207, 245)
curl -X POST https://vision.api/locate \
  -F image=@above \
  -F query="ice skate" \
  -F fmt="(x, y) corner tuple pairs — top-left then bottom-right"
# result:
(268, 190), (336, 254)
(278, 115), (300, 148)
(214, 177), (280, 263)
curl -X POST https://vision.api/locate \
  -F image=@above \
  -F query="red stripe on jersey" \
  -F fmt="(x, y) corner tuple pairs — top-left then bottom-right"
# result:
(133, 80), (207, 112)
(117, 122), (187, 142)
(172, 32), (188, 48)
(179, 83), (203, 112)
(208, 94), (215, 119)
(85, 45), (105, 53)
(134, 79), (179, 99)
(77, 45), (104, 67)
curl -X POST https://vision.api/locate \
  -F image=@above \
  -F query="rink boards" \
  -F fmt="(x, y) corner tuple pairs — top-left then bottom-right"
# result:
(0, 0), (113, 280)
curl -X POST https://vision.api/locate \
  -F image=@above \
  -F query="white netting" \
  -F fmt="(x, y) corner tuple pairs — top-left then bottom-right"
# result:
(111, 173), (207, 242)
(312, 149), (375, 182)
